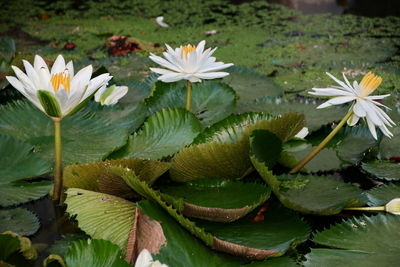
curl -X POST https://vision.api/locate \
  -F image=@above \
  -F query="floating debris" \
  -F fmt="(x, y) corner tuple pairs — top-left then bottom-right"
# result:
(156, 16), (169, 28)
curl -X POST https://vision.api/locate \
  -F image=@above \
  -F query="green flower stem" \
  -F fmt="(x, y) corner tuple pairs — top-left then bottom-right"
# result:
(186, 81), (192, 111)
(52, 117), (63, 203)
(343, 206), (384, 212)
(289, 109), (353, 174)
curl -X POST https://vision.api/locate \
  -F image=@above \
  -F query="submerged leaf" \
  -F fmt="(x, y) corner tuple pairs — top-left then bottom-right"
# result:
(0, 208), (40, 236)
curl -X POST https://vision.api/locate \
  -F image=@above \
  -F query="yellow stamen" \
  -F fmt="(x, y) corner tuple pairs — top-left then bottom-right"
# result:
(50, 71), (71, 93)
(359, 72), (382, 97)
(180, 44), (196, 60)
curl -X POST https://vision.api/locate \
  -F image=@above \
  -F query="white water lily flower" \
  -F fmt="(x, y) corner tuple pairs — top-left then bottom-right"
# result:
(95, 85), (128, 105)
(6, 55), (112, 118)
(309, 72), (395, 139)
(135, 249), (168, 267)
(294, 127), (309, 139)
(149, 40), (233, 83)
(155, 16), (169, 28)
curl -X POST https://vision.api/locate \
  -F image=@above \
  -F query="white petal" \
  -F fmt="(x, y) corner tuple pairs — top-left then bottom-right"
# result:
(365, 94), (391, 100)
(158, 73), (185, 83)
(309, 88), (354, 96)
(295, 127), (309, 138)
(23, 60), (41, 89)
(359, 100), (384, 126)
(162, 52), (184, 71)
(34, 55), (50, 74)
(347, 114), (360, 126)
(155, 16), (169, 28)
(326, 72), (355, 93)
(66, 61), (74, 78)
(353, 101), (366, 117)
(196, 40), (206, 53)
(70, 65), (93, 93)
(379, 124), (393, 138)
(82, 73), (112, 100)
(135, 249), (153, 267)
(7, 76), (43, 112)
(194, 72), (230, 79)
(94, 84), (107, 102)
(316, 96), (356, 109)
(55, 87), (70, 115)
(51, 55), (66, 74)
(11, 66), (36, 91)
(366, 117), (378, 140)
(103, 86), (128, 105)
(149, 54), (182, 73)
(187, 49), (198, 73)
(188, 76), (202, 83)
(198, 62), (233, 73)
(149, 68), (177, 75)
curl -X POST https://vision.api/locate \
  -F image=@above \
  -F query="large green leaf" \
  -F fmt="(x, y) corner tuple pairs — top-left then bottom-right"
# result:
(196, 203), (310, 257)
(222, 66), (283, 102)
(161, 178), (271, 222)
(65, 188), (136, 251)
(49, 233), (90, 256)
(361, 161), (400, 181)
(146, 80), (237, 126)
(112, 108), (202, 160)
(237, 97), (346, 132)
(0, 134), (51, 181)
(194, 112), (276, 144)
(138, 200), (239, 267)
(0, 134), (52, 207)
(64, 158), (170, 198)
(363, 183), (400, 206)
(120, 166), (309, 259)
(379, 126), (400, 159)
(64, 239), (130, 267)
(287, 145), (342, 172)
(0, 208), (39, 236)
(171, 113), (305, 182)
(0, 100), (128, 165)
(304, 214), (400, 267)
(85, 101), (148, 134)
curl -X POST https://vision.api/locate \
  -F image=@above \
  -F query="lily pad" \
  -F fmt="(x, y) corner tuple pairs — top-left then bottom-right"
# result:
(0, 208), (40, 236)
(85, 101), (148, 134)
(112, 108), (202, 160)
(170, 113), (305, 182)
(161, 178), (271, 222)
(250, 132), (363, 215)
(120, 166), (310, 259)
(196, 202), (310, 257)
(49, 233), (90, 256)
(0, 134), (52, 207)
(138, 200), (240, 267)
(65, 188), (136, 251)
(304, 214), (400, 267)
(0, 100), (128, 165)
(64, 239), (130, 267)
(378, 126), (400, 159)
(222, 66), (283, 102)
(288, 145), (342, 172)
(361, 161), (400, 181)
(363, 183), (400, 206)
(146, 80), (237, 126)
(236, 97), (346, 132)
(64, 158), (170, 198)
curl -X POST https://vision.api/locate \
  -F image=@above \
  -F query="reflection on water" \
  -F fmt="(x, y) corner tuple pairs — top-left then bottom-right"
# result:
(267, 0), (400, 16)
